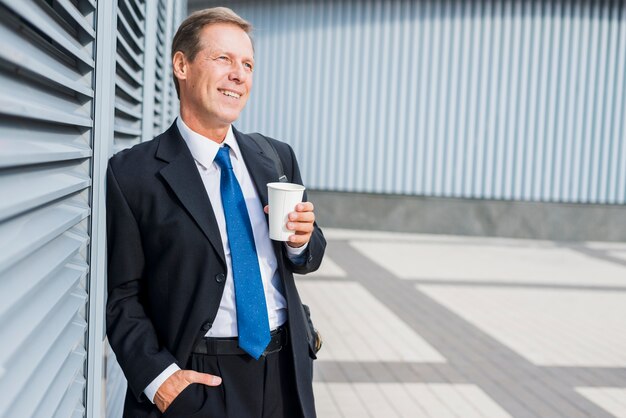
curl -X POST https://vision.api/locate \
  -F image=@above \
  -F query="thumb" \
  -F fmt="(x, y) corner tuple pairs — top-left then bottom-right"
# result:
(264, 205), (269, 214)
(189, 370), (222, 386)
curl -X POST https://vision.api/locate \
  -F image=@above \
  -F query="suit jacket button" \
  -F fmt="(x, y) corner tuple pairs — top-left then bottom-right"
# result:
(215, 273), (225, 283)
(201, 322), (211, 331)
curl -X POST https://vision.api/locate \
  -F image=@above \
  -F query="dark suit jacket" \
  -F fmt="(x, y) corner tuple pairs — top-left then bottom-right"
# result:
(106, 122), (326, 418)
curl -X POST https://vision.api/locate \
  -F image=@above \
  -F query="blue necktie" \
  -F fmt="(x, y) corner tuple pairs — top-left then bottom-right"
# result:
(214, 146), (270, 359)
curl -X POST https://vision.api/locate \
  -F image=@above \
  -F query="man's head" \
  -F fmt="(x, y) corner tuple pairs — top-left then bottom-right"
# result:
(171, 8), (254, 131)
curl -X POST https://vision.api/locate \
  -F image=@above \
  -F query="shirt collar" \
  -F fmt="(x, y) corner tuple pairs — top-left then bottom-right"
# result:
(176, 117), (242, 169)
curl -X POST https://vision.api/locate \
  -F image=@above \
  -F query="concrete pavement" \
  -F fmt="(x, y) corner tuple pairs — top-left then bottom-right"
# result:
(297, 229), (626, 417)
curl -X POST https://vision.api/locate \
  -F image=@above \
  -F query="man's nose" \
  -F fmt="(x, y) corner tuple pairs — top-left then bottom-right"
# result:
(228, 64), (247, 83)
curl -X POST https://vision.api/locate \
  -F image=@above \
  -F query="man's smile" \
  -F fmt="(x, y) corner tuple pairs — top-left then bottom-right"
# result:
(218, 88), (242, 99)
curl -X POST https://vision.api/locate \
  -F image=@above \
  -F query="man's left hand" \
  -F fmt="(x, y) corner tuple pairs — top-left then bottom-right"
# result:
(264, 202), (315, 248)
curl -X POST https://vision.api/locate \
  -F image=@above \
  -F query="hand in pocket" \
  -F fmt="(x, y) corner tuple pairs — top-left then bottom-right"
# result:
(155, 369), (222, 413)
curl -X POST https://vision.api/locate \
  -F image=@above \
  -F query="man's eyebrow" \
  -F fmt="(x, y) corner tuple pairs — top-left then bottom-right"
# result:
(206, 48), (224, 56)
(212, 50), (250, 57)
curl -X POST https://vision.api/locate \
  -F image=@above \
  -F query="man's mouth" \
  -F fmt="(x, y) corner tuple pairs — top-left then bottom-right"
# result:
(218, 89), (242, 99)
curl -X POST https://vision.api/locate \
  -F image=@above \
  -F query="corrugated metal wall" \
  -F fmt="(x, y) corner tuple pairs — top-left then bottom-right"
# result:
(0, 0), (184, 417)
(0, 0), (95, 416)
(150, 0), (179, 139)
(104, 6), (145, 414)
(153, 0), (168, 136)
(114, 0), (146, 153)
(216, 0), (626, 204)
(104, 2), (185, 416)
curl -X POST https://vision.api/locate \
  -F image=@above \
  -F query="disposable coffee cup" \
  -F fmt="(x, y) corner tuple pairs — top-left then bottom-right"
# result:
(267, 182), (305, 241)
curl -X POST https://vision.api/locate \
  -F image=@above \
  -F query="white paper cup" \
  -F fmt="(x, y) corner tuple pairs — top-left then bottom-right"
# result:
(267, 182), (306, 241)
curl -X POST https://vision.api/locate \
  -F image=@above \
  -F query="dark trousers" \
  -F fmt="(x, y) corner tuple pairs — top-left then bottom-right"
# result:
(160, 344), (303, 418)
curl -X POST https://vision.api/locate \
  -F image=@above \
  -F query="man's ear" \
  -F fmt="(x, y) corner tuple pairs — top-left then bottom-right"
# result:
(172, 51), (188, 83)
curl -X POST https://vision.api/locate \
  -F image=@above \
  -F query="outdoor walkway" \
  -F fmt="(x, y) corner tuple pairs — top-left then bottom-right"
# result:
(296, 229), (626, 418)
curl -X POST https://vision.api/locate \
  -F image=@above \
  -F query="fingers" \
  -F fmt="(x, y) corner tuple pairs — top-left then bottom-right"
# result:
(285, 201), (315, 247)
(287, 221), (314, 233)
(155, 370), (222, 413)
(184, 370), (222, 386)
(287, 232), (311, 246)
(266, 200), (315, 247)
(295, 202), (314, 212)
(288, 211), (315, 223)
(288, 202), (315, 223)
(287, 218), (314, 247)
(155, 371), (186, 413)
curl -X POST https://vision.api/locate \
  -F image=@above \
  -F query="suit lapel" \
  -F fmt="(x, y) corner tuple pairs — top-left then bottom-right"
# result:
(156, 123), (226, 267)
(234, 128), (290, 285)
(234, 127), (281, 206)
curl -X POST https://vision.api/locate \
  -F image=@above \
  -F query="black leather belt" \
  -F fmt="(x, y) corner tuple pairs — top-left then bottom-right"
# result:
(192, 326), (287, 357)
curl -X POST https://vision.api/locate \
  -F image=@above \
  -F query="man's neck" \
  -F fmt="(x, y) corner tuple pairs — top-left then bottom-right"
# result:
(179, 110), (229, 143)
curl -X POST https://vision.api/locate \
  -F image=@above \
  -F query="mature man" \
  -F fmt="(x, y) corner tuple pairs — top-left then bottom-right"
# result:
(106, 7), (325, 418)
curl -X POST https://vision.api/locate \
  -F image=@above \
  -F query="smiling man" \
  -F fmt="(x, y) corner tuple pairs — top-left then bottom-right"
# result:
(106, 7), (325, 418)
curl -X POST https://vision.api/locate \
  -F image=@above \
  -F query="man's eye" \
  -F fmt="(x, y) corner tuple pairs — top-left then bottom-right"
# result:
(217, 56), (229, 62)
(244, 63), (254, 71)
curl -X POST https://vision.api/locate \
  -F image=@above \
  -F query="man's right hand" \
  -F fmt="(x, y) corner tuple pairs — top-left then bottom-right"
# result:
(154, 369), (222, 413)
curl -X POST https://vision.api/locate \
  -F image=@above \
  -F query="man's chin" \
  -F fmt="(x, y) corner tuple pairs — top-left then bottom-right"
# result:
(200, 106), (246, 127)
(216, 111), (243, 125)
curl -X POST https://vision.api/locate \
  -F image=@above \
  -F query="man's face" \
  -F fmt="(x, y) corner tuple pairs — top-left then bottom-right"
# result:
(177, 23), (254, 127)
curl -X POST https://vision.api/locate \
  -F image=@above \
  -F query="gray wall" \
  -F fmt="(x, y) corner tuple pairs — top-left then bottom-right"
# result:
(0, 1), (185, 417)
(310, 190), (626, 242)
(189, 0), (626, 239)
(197, 0), (626, 204)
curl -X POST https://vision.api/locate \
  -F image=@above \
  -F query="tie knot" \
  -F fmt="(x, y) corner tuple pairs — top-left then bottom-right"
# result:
(214, 146), (233, 170)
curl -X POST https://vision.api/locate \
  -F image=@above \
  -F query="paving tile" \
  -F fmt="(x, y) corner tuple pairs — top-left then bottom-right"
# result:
(608, 251), (626, 262)
(576, 387), (626, 417)
(312, 382), (342, 418)
(314, 383), (511, 418)
(298, 281), (446, 362)
(350, 240), (626, 286)
(302, 230), (624, 417)
(417, 285), (626, 367)
(404, 384), (457, 418)
(351, 383), (401, 417)
(377, 384), (424, 417)
(297, 255), (347, 278)
(325, 383), (373, 417)
(585, 242), (626, 251)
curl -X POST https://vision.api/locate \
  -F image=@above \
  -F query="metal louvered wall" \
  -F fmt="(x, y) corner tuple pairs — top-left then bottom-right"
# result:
(162, 1), (180, 129)
(105, 1), (187, 416)
(214, 0), (626, 205)
(152, 0), (179, 138)
(0, 1), (185, 417)
(114, 0), (145, 153)
(0, 0), (95, 416)
(153, 0), (167, 135)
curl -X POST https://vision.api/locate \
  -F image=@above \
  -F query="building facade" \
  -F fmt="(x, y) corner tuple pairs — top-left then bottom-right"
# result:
(0, 1), (185, 417)
(1, 1), (625, 417)
(194, 0), (626, 240)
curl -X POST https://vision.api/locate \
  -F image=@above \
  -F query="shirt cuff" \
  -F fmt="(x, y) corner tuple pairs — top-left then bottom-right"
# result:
(285, 242), (308, 264)
(144, 363), (181, 404)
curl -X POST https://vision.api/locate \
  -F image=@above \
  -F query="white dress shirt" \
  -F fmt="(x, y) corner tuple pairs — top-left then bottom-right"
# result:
(144, 118), (307, 402)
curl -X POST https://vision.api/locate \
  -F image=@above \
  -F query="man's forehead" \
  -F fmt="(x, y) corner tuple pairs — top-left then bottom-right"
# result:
(199, 23), (254, 54)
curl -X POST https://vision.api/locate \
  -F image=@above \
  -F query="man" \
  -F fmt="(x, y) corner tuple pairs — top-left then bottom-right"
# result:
(106, 7), (325, 418)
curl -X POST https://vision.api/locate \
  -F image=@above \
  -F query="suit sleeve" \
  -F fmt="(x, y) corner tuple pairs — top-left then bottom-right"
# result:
(106, 163), (178, 401)
(281, 144), (326, 274)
